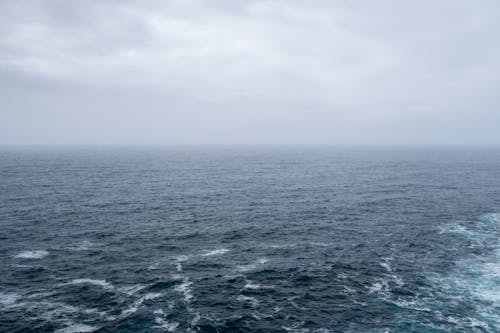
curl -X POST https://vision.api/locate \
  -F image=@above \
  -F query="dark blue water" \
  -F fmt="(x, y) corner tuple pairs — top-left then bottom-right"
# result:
(1, 147), (500, 333)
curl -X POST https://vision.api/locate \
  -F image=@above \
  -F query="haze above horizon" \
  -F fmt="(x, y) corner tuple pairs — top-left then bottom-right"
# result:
(1, 1), (499, 145)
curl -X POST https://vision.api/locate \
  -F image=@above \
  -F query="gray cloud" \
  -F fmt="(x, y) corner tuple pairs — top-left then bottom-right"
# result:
(1, 0), (499, 145)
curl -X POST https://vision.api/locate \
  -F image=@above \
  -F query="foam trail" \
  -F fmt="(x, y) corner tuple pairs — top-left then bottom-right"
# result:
(15, 250), (49, 259)
(117, 292), (163, 319)
(174, 278), (193, 303)
(119, 284), (146, 295)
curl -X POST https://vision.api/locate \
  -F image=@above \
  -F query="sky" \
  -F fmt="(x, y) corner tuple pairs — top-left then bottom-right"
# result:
(1, 0), (499, 145)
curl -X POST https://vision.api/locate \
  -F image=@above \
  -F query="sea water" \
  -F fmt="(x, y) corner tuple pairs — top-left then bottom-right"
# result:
(1, 146), (499, 332)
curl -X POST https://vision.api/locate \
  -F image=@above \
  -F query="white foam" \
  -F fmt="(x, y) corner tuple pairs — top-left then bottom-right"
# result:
(380, 257), (393, 272)
(202, 248), (229, 256)
(308, 242), (333, 247)
(144, 292), (162, 300)
(55, 324), (97, 333)
(15, 250), (49, 259)
(148, 262), (160, 270)
(72, 240), (97, 251)
(244, 281), (261, 289)
(154, 318), (179, 332)
(236, 258), (269, 272)
(244, 279), (273, 290)
(153, 309), (165, 315)
(482, 213), (500, 224)
(174, 278), (193, 303)
(391, 274), (404, 287)
(269, 243), (297, 249)
(174, 255), (191, 262)
(343, 286), (355, 293)
(0, 292), (20, 306)
(64, 279), (114, 290)
(368, 280), (389, 294)
(390, 299), (431, 312)
(173, 255), (191, 272)
(236, 295), (259, 307)
(117, 293), (162, 319)
(119, 284), (146, 295)
(190, 312), (201, 327)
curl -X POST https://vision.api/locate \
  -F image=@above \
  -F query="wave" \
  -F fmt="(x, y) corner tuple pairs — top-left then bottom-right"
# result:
(62, 279), (114, 290)
(430, 213), (500, 330)
(14, 250), (49, 259)
(0, 292), (20, 306)
(118, 284), (146, 295)
(174, 278), (193, 303)
(153, 318), (179, 332)
(202, 248), (229, 257)
(0, 291), (112, 326)
(55, 324), (97, 333)
(244, 281), (261, 290)
(71, 240), (98, 251)
(117, 292), (163, 319)
(236, 258), (269, 273)
(236, 295), (259, 307)
(244, 280), (273, 290)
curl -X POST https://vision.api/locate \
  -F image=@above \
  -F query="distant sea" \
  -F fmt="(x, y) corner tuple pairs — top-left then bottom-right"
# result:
(1, 146), (499, 333)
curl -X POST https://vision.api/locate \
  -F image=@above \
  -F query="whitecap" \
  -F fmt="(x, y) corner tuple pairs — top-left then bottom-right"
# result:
(148, 262), (160, 270)
(0, 292), (20, 306)
(15, 250), (49, 259)
(244, 281), (261, 290)
(481, 213), (500, 224)
(174, 278), (193, 303)
(190, 312), (201, 327)
(367, 280), (389, 294)
(117, 293), (162, 319)
(173, 255), (191, 272)
(380, 257), (393, 272)
(244, 279), (273, 290)
(55, 324), (97, 333)
(153, 308), (165, 315)
(236, 258), (269, 272)
(154, 317), (179, 332)
(63, 279), (114, 290)
(174, 255), (191, 262)
(144, 292), (162, 300)
(308, 242), (333, 247)
(269, 243), (297, 249)
(236, 295), (259, 307)
(202, 248), (229, 256)
(71, 240), (97, 251)
(119, 284), (146, 295)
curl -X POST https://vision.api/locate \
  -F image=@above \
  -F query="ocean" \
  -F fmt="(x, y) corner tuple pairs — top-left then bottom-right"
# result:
(1, 146), (499, 333)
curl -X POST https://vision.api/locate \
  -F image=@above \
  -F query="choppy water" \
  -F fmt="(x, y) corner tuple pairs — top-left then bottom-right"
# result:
(1, 146), (500, 333)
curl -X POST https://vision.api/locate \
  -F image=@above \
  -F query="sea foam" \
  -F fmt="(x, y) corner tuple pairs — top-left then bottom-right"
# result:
(64, 279), (114, 290)
(202, 248), (229, 256)
(15, 250), (49, 259)
(55, 324), (97, 333)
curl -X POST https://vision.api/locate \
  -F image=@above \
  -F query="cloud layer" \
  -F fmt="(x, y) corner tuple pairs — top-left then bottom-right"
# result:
(1, 0), (499, 145)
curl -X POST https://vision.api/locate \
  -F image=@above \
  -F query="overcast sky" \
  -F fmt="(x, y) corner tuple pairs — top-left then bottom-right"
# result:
(1, 0), (499, 145)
